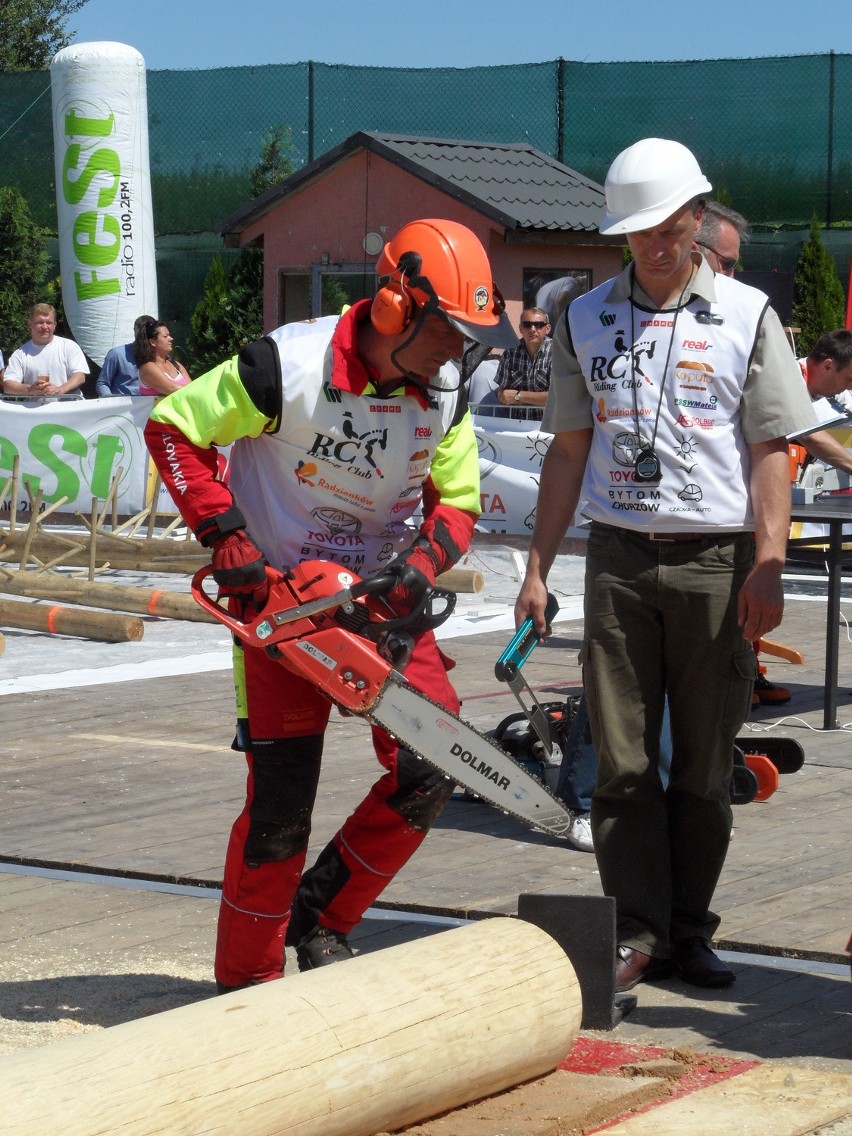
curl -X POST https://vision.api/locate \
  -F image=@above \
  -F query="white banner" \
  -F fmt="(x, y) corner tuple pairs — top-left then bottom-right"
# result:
(1, 400), (548, 532)
(0, 398), (158, 515)
(51, 42), (158, 365)
(474, 414), (552, 534)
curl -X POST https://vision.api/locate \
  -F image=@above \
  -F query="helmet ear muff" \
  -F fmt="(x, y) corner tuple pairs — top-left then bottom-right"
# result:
(370, 278), (414, 336)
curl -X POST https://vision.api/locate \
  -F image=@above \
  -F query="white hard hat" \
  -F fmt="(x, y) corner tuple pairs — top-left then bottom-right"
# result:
(599, 138), (712, 236)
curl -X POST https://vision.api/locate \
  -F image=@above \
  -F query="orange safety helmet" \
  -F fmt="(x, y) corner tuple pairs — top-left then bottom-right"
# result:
(371, 219), (516, 349)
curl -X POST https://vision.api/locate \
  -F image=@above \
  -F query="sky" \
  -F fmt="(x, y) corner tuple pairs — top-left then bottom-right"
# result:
(67, 0), (852, 72)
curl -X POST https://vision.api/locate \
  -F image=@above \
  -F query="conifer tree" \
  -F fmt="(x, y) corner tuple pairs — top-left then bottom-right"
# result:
(188, 128), (297, 370)
(0, 186), (50, 352)
(791, 218), (846, 355)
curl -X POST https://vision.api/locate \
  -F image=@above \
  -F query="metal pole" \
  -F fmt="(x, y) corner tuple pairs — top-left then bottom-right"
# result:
(826, 51), (835, 229)
(307, 60), (315, 165)
(556, 57), (565, 165)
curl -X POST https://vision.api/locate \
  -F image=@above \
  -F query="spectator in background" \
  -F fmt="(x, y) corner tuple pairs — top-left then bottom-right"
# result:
(800, 328), (852, 410)
(535, 275), (583, 331)
(694, 202), (793, 708)
(96, 314), (157, 397)
(0, 348), (5, 392)
(795, 329), (852, 476)
(3, 303), (88, 407)
(136, 320), (192, 397)
(695, 201), (749, 276)
(494, 306), (552, 419)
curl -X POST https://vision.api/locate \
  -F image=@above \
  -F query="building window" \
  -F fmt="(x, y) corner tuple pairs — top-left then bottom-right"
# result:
(522, 269), (591, 320)
(311, 265), (377, 318)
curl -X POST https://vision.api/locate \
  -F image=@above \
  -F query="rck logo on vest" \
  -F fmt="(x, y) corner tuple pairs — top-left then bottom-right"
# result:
(308, 413), (388, 480)
(599, 310), (616, 327)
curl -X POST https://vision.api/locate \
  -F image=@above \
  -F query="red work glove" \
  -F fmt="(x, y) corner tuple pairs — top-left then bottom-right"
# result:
(385, 545), (437, 616)
(211, 530), (269, 605)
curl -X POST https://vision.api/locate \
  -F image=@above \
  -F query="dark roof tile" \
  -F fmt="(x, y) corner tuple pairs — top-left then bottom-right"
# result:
(218, 130), (605, 239)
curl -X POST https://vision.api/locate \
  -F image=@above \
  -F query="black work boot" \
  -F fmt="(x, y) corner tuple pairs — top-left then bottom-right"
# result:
(295, 925), (355, 971)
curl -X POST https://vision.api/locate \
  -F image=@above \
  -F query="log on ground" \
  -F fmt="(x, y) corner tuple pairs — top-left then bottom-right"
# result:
(0, 598), (144, 642)
(0, 918), (581, 1136)
(0, 572), (216, 623)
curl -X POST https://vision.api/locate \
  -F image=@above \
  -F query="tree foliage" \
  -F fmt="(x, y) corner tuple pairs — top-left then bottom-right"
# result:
(0, 186), (50, 354)
(189, 251), (264, 374)
(0, 0), (87, 72)
(189, 126), (299, 370)
(249, 125), (298, 198)
(791, 217), (846, 355)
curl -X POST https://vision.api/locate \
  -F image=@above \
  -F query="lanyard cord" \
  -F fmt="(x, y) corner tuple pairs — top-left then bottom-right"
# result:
(629, 265), (695, 453)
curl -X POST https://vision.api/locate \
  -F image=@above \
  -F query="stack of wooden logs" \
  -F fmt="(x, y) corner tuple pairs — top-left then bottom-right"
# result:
(0, 457), (483, 648)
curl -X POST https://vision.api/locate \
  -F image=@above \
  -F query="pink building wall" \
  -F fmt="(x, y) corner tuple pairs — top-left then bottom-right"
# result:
(236, 150), (622, 333)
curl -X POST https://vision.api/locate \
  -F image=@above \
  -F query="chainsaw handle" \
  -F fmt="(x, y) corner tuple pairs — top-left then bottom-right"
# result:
(190, 563), (280, 640)
(494, 592), (560, 682)
(355, 567), (457, 633)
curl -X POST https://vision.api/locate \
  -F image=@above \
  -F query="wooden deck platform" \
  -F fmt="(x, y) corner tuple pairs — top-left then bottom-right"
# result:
(1, 565), (850, 1078)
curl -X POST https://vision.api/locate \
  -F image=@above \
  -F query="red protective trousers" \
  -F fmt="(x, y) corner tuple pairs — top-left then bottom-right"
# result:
(214, 628), (459, 988)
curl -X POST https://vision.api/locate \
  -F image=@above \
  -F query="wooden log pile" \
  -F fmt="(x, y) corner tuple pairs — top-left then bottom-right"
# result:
(0, 457), (484, 645)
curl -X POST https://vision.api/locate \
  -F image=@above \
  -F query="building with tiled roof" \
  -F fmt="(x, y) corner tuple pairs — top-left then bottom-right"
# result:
(217, 131), (622, 331)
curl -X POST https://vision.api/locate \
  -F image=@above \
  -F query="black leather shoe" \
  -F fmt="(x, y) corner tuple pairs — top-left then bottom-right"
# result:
(673, 937), (736, 987)
(614, 945), (673, 993)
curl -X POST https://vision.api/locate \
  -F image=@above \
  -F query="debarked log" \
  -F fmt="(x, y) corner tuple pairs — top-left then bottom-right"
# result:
(0, 598), (144, 642)
(0, 573), (216, 623)
(0, 918), (581, 1136)
(0, 527), (207, 573)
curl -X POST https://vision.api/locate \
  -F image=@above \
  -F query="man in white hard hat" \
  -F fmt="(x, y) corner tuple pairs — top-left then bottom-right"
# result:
(516, 138), (815, 994)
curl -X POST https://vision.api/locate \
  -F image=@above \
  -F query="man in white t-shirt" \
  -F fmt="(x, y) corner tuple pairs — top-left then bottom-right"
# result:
(790, 329), (852, 478)
(3, 303), (88, 407)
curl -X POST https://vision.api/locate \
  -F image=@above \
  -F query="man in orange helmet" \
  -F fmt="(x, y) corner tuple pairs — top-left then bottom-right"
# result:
(145, 219), (515, 991)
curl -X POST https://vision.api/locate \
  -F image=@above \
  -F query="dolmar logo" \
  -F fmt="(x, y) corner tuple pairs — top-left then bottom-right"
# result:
(599, 311), (616, 327)
(295, 460), (318, 485)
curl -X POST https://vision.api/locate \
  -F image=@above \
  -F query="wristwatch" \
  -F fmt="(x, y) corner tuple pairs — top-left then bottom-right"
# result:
(514, 390), (521, 403)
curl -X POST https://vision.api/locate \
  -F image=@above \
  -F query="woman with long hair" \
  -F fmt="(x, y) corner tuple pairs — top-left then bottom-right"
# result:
(135, 320), (191, 396)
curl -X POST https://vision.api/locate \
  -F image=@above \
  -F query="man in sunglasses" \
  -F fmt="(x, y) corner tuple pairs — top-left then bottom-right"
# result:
(694, 201), (748, 277)
(494, 306), (552, 419)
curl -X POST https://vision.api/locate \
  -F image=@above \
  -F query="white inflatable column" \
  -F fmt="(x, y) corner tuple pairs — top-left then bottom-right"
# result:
(50, 41), (158, 365)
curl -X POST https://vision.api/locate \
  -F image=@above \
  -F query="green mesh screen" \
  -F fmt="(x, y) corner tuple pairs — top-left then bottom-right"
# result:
(2, 54), (849, 234)
(0, 53), (848, 335)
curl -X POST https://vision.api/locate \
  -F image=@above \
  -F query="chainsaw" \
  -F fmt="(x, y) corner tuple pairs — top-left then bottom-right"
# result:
(191, 559), (574, 838)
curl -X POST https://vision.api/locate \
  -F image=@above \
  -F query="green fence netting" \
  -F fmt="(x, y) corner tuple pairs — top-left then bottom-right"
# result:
(2, 54), (849, 235)
(1, 54), (849, 352)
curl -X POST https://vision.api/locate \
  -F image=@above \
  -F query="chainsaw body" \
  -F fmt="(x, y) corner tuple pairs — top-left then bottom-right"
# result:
(192, 560), (453, 714)
(191, 559), (574, 838)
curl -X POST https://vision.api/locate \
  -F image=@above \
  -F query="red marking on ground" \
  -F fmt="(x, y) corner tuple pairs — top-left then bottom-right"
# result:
(560, 1037), (760, 1131)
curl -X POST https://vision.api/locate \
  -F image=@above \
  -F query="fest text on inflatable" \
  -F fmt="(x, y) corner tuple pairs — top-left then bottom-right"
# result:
(50, 42), (158, 365)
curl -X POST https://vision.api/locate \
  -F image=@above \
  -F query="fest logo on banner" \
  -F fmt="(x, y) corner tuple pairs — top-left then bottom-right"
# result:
(0, 399), (156, 514)
(1, 402), (551, 533)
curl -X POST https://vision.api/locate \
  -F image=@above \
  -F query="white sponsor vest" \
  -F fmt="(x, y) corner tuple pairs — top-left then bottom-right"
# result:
(569, 275), (768, 531)
(228, 317), (461, 575)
